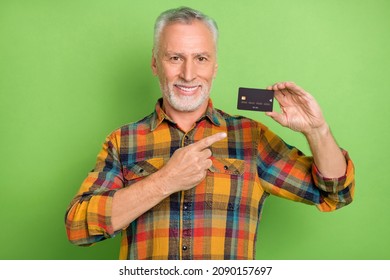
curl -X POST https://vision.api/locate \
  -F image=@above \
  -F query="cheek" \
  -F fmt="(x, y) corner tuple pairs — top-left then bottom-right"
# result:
(200, 69), (217, 83)
(156, 69), (169, 84)
(160, 67), (180, 83)
(198, 64), (218, 79)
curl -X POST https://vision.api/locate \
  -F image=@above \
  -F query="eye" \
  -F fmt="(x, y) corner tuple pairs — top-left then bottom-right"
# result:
(197, 56), (208, 62)
(170, 56), (181, 63)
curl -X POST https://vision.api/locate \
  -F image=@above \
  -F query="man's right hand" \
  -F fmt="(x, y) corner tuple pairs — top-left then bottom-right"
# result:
(111, 132), (226, 230)
(157, 132), (227, 195)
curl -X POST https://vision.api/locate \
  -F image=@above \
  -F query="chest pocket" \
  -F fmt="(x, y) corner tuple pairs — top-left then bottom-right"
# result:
(205, 157), (245, 210)
(123, 158), (171, 211)
(123, 158), (164, 185)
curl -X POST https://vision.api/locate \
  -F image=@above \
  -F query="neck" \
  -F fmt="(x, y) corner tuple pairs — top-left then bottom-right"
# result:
(163, 99), (209, 132)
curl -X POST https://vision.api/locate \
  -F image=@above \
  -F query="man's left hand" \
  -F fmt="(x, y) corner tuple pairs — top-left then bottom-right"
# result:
(266, 81), (327, 136)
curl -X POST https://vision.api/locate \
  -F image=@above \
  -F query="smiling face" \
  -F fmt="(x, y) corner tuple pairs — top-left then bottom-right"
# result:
(151, 20), (218, 114)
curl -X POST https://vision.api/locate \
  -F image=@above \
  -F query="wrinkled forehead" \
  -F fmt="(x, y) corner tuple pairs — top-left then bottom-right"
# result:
(158, 20), (217, 54)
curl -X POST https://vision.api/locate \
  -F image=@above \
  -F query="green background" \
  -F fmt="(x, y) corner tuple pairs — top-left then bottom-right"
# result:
(1, 0), (389, 260)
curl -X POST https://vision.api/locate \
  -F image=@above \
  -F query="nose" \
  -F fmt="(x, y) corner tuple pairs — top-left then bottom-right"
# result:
(180, 60), (196, 82)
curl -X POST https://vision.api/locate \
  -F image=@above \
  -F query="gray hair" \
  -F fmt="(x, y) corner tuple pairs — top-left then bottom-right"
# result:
(153, 6), (219, 57)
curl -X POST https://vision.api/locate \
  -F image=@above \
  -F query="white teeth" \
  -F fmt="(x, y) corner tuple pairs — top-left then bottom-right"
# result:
(177, 85), (198, 92)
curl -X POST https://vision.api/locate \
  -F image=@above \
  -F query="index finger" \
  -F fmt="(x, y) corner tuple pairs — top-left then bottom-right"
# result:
(272, 81), (309, 97)
(192, 132), (227, 150)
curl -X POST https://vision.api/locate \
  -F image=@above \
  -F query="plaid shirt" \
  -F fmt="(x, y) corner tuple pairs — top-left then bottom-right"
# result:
(65, 98), (355, 260)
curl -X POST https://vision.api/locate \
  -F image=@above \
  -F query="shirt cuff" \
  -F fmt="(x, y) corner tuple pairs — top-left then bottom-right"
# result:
(86, 189), (119, 238)
(311, 150), (355, 193)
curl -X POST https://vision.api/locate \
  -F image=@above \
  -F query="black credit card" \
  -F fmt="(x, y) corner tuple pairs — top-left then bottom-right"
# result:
(237, 87), (274, 112)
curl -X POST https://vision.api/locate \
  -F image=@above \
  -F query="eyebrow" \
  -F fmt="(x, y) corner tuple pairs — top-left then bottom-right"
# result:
(164, 51), (213, 58)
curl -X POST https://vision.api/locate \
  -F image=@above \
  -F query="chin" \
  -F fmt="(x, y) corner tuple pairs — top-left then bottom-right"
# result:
(168, 92), (209, 112)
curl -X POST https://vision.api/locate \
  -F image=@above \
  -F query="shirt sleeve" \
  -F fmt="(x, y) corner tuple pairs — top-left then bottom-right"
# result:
(256, 124), (355, 212)
(65, 130), (123, 246)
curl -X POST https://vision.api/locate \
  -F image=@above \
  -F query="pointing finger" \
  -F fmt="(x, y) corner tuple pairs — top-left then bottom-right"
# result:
(192, 132), (227, 151)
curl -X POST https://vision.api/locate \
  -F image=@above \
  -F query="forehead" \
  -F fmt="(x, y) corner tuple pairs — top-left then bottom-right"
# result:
(158, 20), (216, 53)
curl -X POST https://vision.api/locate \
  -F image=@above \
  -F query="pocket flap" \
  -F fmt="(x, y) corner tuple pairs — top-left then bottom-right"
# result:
(123, 158), (164, 180)
(208, 157), (245, 175)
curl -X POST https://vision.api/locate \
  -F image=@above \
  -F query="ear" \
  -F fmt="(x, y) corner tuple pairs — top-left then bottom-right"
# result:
(151, 53), (158, 76)
(213, 63), (218, 79)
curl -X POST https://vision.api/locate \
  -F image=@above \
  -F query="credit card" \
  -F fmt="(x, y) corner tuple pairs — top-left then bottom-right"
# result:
(237, 87), (274, 112)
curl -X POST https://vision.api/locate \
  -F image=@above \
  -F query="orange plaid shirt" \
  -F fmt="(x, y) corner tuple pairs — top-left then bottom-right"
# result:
(65, 99), (355, 259)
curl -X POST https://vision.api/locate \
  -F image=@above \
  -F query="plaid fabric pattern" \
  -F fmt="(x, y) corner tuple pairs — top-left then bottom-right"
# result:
(65, 99), (355, 260)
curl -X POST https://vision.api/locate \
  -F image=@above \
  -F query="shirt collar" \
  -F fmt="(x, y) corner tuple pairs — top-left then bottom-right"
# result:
(150, 98), (221, 131)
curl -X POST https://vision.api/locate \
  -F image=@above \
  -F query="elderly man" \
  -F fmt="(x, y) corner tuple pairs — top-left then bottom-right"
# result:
(65, 6), (355, 260)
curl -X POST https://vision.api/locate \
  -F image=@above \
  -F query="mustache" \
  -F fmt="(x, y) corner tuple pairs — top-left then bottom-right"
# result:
(173, 80), (204, 87)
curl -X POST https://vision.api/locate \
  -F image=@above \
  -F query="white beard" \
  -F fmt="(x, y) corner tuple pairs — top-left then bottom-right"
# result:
(162, 81), (211, 112)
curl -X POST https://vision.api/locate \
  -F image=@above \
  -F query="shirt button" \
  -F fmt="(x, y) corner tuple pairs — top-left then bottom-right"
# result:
(183, 203), (191, 211)
(182, 245), (188, 251)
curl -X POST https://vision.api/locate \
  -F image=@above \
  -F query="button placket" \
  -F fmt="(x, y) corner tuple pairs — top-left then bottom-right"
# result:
(182, 202), (192, 239)
(181, 198), (192, 259)
(183, 134), (191, 147)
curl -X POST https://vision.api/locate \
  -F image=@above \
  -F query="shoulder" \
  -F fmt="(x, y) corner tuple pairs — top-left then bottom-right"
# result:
(105, 112), (155, 142)
(215, 107), (269, 132)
